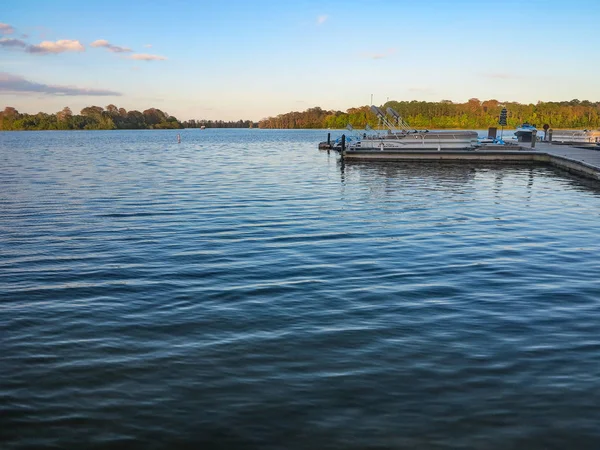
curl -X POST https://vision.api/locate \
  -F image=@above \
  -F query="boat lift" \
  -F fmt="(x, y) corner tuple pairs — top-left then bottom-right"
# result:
(369, 105), (424, 137)
(385, 107), (416, 133)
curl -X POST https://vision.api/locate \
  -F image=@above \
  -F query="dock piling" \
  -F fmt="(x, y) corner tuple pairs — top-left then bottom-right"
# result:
(531, 130), (538, 149)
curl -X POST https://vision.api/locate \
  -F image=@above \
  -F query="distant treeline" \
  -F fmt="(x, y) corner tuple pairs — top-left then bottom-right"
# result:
(0, 105), (184, 131)
(5, 99), (599, 131)
(258, 99), (600, 130)
(182, 119), (258, 129)
(0, 105), (258, 131)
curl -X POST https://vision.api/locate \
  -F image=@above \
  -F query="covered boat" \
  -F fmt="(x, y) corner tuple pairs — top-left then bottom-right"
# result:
(514, 123), (537, 142)
(347, 106), (479, 151)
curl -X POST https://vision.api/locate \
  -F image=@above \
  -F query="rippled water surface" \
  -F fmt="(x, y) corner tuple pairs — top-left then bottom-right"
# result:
(2, 129), (600, 449)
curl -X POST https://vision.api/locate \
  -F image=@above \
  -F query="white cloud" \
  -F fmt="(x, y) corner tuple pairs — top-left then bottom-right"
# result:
(91, 39), (109, 47)
(316, 15), (328, 25)
(0, 37), (85, 55)
(128, 53), (166, 61)
(0, 72), (121, 96)
(28, 39), (85, 54)
(91, 39), (132, 53)
(144, 44), (152, 48)
(0, 23), (15, 35)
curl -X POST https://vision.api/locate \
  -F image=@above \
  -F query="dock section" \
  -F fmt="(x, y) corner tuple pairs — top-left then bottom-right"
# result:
(339, 142), (600, 182)
(542, 142), (600, 181)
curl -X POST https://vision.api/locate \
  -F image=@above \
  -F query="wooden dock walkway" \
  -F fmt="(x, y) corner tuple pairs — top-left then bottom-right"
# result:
(532, 142), (600, 181)
(340, 142), (600, 182)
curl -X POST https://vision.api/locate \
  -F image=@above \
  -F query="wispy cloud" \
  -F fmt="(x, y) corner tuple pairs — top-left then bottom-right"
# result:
(0, 23), (15, 35)
(0, 33), (166, 62)
(91, 39), (132, 53)
(0, 38), (85, 54)
(0, 72), (121, 96)
(144, 44), (152, 48)
(0, 38), (28, 49)
(28, 39), (85, 54)
(128, 53), (166, 61)
(360, 48), (396, 60)
(316, 15), (328, 25)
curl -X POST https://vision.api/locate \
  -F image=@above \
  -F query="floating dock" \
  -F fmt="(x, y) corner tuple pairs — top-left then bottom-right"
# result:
(336, 141), (600, 182)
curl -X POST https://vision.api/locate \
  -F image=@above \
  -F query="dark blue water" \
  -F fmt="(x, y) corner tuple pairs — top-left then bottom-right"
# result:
(2, 129), (600, 449)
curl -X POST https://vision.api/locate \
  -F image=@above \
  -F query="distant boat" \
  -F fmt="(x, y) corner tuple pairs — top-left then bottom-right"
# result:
(514, 123), (537, 141)
(200, 125), (206, 130)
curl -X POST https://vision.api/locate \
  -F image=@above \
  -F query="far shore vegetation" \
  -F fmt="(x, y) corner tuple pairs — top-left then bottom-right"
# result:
(258, 99), (600, 130)
(0, 105), (257, 131)
(1, 99), (599, 131)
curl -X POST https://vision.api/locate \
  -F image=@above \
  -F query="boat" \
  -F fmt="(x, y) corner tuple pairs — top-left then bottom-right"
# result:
(550, 129), (600, 145)
(514, 123), (537, 142)
(347, 106), (479, 151)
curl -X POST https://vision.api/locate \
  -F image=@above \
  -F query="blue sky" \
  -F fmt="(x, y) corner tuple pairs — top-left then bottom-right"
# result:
(1, 0), (599, 121)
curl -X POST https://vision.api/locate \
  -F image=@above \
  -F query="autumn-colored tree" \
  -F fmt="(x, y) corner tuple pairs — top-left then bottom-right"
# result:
(57, 107), (72, 121)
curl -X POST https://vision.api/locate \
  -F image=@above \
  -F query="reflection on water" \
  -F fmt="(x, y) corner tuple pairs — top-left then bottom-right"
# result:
(2, 129), (600, 449)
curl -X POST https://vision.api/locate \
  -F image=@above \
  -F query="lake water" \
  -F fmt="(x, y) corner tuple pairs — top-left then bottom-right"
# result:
(2, 129), (600, 449)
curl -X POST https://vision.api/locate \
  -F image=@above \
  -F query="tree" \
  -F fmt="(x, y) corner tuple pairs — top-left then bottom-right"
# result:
(3, 106), (19, 117)
(57, 106), (72, 122)
(143, 108), (167, 126)
(80, 106), (104, 117)
(127, 110), (146, 129)
(106, 104), (119, 114)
